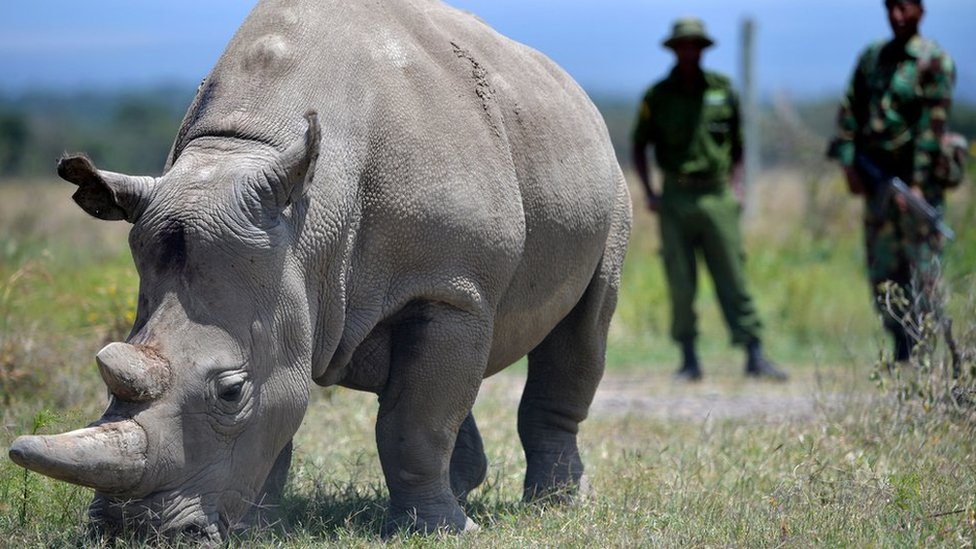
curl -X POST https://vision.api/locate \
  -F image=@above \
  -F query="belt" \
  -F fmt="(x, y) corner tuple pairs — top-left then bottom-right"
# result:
(666, 172), (723, 191)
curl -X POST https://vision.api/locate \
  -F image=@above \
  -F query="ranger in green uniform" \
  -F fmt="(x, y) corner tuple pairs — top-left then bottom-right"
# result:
(832, 0), (958, 362)
(631, 18), (786, 381)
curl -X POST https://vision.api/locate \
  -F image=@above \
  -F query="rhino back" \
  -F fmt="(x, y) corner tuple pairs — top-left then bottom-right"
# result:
(169, 0), (624, 374)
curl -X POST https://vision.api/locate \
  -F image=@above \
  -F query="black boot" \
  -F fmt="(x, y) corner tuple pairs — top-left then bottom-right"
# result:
(892, 331), (913, 363)
(745, 340), (788, 381)
(675, 340), (702, 381)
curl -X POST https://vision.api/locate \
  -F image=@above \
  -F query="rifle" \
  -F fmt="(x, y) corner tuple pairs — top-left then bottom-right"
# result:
(853, 153), (956, 241)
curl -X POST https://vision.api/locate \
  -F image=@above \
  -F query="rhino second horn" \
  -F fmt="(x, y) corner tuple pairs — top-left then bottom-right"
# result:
(96, 342), (171, 402)
(8, 420), (147, 494)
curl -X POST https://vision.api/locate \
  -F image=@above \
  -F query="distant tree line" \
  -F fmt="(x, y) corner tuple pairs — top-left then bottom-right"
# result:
(1, 86), (974, 180)
(593, 94), (976, 170)
(0, 87), (193, 179)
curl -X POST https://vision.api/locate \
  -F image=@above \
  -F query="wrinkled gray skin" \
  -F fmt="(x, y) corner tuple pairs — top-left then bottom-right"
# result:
(8, 0), (631, 542)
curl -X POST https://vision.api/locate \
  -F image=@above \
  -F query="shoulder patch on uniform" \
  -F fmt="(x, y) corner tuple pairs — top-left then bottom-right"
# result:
(705, 89), (728, 106)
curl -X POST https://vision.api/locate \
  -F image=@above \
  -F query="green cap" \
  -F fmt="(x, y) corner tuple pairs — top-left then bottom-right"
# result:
(662, 17), (715, 49)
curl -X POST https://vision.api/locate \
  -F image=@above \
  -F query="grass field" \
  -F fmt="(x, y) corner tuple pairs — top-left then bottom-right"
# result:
(1, 168), (975, 547)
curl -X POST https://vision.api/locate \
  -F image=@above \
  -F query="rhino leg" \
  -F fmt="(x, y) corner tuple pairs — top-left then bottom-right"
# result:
(376, 302), (487, 536)
(240, 440), (293, 532)
(450, 412), (487, 503)
(519, 269), (617, 503)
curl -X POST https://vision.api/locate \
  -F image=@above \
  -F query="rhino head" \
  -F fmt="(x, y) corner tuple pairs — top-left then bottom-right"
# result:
(9, 113), (322, 543)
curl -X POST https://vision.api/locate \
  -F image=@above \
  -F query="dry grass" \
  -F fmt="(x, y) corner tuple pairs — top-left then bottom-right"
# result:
(1, 170), (975, 546)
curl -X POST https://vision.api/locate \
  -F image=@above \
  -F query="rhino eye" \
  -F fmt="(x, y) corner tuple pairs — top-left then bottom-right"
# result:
(211, 371), (253, 430)
(218, 382), (244, 403)
(213, 371), (249, 408)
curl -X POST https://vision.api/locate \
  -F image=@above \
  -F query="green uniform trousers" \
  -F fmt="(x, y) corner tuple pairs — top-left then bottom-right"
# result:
(658, 181), (762, 346)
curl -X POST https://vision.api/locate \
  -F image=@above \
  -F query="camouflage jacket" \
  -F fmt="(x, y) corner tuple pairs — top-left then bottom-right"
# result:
(834, 34), (955, 194)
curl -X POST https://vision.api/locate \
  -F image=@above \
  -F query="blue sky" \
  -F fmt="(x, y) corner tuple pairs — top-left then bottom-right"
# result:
(1, 0), (973, 101)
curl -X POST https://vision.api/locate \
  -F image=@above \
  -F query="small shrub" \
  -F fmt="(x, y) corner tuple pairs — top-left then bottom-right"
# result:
(871, 270), (976, 423)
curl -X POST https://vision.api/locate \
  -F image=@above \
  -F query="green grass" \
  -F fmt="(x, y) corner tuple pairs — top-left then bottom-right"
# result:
(1, 171), (975, 547)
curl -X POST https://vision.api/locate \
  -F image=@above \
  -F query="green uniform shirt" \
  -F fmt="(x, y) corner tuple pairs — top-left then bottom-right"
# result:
(632, 68), (743, 181)
(834, 34), (955, 193)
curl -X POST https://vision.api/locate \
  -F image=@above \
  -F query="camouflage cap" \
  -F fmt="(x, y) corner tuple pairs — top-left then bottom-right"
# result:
(662, 17), (715, 49)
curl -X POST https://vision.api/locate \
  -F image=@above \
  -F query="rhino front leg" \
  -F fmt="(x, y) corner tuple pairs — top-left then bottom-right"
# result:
(376, 302), (488, 535)
(450, 412), (487, 503)
(240, 440), (293, 532)
(519, 271), (616, 502)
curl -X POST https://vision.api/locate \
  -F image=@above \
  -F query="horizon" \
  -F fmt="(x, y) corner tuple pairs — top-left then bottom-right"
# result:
(1, 1), (973, 102)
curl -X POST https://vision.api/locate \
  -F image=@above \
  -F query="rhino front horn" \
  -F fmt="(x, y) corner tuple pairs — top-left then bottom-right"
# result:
(96, 342), (171, 402)
(8, 420), (147, 494)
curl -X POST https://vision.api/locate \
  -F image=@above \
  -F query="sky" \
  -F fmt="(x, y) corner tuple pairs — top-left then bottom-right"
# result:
(1, 0), (974, 102)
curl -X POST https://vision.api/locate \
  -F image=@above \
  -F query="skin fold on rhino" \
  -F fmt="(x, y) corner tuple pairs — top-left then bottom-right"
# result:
(8, 0), (631, 542)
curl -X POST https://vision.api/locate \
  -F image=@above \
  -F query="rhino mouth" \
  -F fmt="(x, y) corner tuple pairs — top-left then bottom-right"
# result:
(89, 491), (228, 545)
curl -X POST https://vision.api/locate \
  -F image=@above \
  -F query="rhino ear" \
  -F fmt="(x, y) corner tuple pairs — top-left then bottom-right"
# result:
(57, 155), (155, 223)
(262, 111), (321, 213)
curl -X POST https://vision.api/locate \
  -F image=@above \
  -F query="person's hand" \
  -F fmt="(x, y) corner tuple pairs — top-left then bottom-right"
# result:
(645, 194), (660, 213)
(893, 184), (924, 213)
(844, 166), (864, 195)
(730, 165), (745, 205)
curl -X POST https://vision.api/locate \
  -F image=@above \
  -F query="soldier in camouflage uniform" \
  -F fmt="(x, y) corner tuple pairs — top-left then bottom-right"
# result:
(631, 18), (787, 381)
(833, 0), (956, 362)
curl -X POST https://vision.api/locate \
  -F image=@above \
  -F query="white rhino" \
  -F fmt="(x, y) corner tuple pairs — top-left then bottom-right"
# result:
(9, 0), (630, 541)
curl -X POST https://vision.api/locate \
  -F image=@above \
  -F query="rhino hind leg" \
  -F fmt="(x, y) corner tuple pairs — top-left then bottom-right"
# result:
(376, 301), (488, 536)
(519, 266), (618, 503)
(450, 412), (488, 503)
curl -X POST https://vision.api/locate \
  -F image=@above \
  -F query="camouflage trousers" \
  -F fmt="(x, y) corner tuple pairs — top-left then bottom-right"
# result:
(863, 198), (945, 340)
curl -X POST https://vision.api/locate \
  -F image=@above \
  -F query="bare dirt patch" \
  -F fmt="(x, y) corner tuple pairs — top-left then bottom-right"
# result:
(478, 371), (859, 423)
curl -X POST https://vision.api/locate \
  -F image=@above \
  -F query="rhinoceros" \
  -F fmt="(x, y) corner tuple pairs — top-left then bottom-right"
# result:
(9, 0), (631, 541)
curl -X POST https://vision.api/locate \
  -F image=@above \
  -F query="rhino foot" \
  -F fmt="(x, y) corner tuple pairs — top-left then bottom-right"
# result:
(382, 501), (477, 537)
(522, 448), (585, 504)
